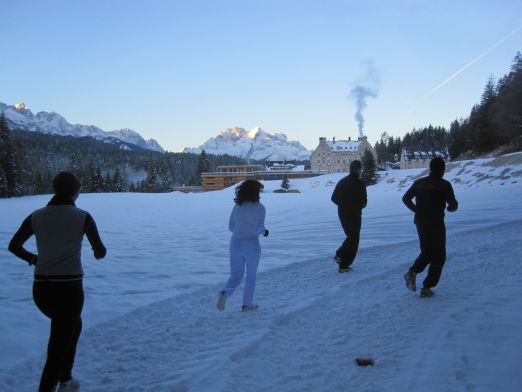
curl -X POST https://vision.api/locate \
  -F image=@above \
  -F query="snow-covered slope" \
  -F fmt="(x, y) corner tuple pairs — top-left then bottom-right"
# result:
(184, 127), (311, 161)
(1, 153), (521, 391)
(0, 101), (164, 152)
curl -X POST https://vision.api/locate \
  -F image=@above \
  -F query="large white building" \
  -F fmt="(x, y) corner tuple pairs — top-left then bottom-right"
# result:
(311, 136), (377, 173)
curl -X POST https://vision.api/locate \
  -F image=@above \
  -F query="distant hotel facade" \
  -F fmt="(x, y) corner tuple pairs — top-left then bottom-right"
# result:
(399, 149), (449, 170)
(311, 136), (377, 173)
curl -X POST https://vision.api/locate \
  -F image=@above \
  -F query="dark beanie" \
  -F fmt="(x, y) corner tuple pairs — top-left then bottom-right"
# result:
(429, 157), (445, 177)
(53, 172), (81, 196)
(350, 160), (362, 173)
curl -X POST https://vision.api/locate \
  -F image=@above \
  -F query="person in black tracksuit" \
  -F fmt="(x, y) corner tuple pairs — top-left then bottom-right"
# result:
(331, 160), (367, 273)
(402, 157), (458, 297)
(8, 172), (106, 392)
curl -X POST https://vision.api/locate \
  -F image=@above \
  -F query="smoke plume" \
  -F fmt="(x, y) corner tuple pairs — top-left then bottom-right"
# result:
(350, 60), (380, 137)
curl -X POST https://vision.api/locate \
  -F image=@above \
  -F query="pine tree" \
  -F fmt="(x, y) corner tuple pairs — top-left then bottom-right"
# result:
(0, 167), (7, 197)
(104, 172), (113, 192)
(510, 51), (522, 73)
(69, 155), (81, 175)
(0, 114), (19, 197)
(45, 171), (53, 194)
(92, 166), (105, 192)
(88, 159), (97, 192)
(361, 149), (378, 185)
(34, 172), (47, 194)
(160, 173), (173, 192)
(493, 52), (522, 148)
(471, 76), (498, 152)
(193, 150), (211, 185)
(448, 119), (466, 159)
(145, 163), (159, 192)
(112, 168), (126, 192)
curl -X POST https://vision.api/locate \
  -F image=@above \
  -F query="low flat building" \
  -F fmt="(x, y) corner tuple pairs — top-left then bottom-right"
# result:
(400, 149), (449, 170)
(201, 165), (324, 191)
(311, 136), (377, 173)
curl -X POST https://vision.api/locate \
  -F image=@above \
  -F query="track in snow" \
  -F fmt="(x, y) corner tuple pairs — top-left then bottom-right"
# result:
(1, 220), (521, 392)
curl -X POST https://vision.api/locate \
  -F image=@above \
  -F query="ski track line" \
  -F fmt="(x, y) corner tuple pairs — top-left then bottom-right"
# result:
(1, 220), (521, 392)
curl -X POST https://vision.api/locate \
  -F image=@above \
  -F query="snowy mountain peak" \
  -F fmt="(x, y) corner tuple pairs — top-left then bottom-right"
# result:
(184, 126), (311, 161)
(0, 100), (165, 153)
(247, 127), (263, 138)
(219, 127), (247, 139)
(14, 102), (28, 110)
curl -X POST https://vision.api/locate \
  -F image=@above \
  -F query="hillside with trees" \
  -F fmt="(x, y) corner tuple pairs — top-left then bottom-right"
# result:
(0, 120), (247, 197)
(374, 125), (447, 166)
(374, 52), (522, 164)
(448, 52), (522, 159)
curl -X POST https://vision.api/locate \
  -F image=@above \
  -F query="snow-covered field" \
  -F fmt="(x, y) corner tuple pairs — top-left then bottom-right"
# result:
(1, 153), (521, 391)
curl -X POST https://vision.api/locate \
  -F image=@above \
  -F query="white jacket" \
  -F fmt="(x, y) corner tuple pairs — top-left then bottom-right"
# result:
(228, 202), (266, 238)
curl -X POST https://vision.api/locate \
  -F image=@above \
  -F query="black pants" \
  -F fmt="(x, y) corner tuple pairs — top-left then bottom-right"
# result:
(336, 211), (362, 269)
(33, 280), (84, 392)
(410, 220), (446, 289)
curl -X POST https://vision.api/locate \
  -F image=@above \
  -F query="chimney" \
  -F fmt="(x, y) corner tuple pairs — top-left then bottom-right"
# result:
(333, 136), (336, 144)
(348, 137), (351, 141)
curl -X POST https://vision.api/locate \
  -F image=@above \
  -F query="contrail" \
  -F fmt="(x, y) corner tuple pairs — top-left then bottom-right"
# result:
(411, 23), (522, 108)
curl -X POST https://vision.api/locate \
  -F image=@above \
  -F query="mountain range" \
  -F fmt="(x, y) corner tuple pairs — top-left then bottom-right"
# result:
(0, 101), (164, 152)
(1, 101), (313, 160)
(183, 127), (311, 161)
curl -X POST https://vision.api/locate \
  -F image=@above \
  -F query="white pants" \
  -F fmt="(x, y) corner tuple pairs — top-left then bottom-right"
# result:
(223, 236), (261, 306)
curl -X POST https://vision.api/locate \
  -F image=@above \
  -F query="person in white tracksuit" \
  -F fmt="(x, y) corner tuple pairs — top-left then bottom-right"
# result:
(217, 180), (269, 312)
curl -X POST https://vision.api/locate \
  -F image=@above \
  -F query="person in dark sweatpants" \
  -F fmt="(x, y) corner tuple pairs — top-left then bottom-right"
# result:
(402, 157), (458, 297)
(8, 172), (106, 392)
(331, 160), (367, 273)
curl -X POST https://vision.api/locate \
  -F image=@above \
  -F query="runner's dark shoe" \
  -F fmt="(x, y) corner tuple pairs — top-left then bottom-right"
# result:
(57, 378), (80, 392)
(217, 290), (226, 311)
(420, 287), (434, 298)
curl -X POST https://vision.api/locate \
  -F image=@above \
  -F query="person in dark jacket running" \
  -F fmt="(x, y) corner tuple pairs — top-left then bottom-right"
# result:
(331, 160), (367, 273)
(402, 157), (458, 298)
(8, 172), (107, 392)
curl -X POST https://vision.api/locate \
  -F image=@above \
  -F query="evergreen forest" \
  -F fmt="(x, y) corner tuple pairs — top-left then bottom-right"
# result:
(0, 124), (246, 197)
(374, 52), (522, 165)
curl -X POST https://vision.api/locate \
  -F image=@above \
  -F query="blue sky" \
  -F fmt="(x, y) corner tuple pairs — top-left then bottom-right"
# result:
(1, 0), (521, 151)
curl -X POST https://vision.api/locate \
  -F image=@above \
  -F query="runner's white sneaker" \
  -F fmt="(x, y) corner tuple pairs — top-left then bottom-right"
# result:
(241, 304), (258, 312)
(404, 271), (417, 292)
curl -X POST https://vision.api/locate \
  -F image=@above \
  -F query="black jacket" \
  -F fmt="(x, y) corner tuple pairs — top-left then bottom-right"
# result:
(331, 173), (367, 214)
(402, 174), (458, 223)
